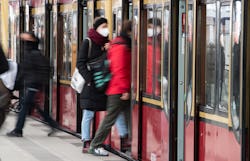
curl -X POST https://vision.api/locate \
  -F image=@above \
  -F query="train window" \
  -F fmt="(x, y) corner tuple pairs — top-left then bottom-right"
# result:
(131, 6), (139, 100)
(185, 3), (194, 122)
(163, 4), (170, 115)
(58, 12), (77, 80)
(197, 1), (232, 115)
(145, 7), (162, 99)
(33, 14), (45, 52)
(230, 0), (242, 140)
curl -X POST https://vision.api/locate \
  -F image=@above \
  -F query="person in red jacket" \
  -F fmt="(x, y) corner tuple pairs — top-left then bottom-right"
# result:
(88, 20), (132, 156)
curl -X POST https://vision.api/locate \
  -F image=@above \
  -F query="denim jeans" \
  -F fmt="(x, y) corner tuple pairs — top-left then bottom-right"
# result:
(81, 108), (128, 141)
(15, 87), (58, 132)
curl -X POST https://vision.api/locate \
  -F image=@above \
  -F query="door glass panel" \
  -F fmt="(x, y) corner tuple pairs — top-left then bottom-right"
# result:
(163, 4), (170, 117)
(145, 7), (162, 99)
(185, 2), (194, 122)
(205, 3), (216, 110)
(231, 0), (242, 142)
(58, 12), (72, 80)
(203, 1), (230, 114)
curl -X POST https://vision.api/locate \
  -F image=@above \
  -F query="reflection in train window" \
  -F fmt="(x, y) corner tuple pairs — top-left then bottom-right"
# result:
(185, 3), (194, 122)
(163, 4), (170, 115)
(145, 7), (162, 99)
(131, 7), (139, 100)
(58, 12), (77, 80)
(230, 0), (241, 139)
(33, 14), (45, 52)
(198, 1), (232, 115)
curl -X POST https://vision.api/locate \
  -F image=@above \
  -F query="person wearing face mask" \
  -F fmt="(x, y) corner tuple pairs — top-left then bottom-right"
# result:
(7, 32), (59, 137)
(77, 17), (128, 153)
(88, 20), (132, 156)
(146, 18), (162, 96)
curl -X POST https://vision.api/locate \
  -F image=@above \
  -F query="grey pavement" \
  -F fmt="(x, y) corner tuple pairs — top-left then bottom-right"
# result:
(0, 112), (126, 161)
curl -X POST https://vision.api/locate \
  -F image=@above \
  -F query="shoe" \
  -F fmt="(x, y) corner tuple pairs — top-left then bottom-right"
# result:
(7, 130), (23, 137)
(48, 128), (57, 136)
(121, 135), (131, 153)
(88, 147), (109, 156)
(82, 140), (91, 153)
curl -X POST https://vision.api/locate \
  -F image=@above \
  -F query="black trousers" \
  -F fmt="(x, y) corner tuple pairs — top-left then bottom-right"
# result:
(15, 87), (58, 132)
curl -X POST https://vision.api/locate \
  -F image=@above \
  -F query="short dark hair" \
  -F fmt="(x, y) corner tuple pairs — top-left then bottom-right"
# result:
(22, 32), (40, 43)
(120, 20), (132, 34)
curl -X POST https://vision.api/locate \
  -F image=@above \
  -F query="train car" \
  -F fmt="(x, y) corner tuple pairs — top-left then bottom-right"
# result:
(5, 0), (250, 161)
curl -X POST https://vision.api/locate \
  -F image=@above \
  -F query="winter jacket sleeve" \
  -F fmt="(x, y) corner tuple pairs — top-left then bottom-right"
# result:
(110, 44), (131, 93)
(0, 46), (9, 74)
(76, 39), (92, 83)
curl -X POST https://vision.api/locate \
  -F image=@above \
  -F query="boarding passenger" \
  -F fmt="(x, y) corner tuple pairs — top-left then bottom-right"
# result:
(88, 20), (132, 156)
(77, 17), (129, 153)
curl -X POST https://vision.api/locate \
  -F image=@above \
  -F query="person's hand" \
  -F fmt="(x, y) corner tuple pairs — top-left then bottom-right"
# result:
(104, 43), (110, 50)
(120, 92), (130, 100)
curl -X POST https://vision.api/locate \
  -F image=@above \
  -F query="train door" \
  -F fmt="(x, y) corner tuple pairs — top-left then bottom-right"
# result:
(131, 0), (171, 160)
(57, 1), (78, 131)
(177, 0), (196, 161)
(196, 0), (243, 160)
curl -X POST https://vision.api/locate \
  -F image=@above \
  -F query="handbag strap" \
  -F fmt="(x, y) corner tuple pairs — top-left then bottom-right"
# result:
(86, 37), (92, 58)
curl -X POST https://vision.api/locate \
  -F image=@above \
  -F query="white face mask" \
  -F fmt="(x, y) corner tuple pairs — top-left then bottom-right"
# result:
(156, 27), (161, 35)
(147, 28), (153, 37)
(98, 28), (109, 37)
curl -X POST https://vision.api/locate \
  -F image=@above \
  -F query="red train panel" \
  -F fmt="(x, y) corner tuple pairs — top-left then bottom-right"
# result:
(199, 121), (240, 161)
(59, 85), (77, 131)
(141, 106), (169, 161)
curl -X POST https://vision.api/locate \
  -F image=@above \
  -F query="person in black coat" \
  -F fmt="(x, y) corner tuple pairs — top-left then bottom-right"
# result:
(7, 32), (58, 137)
(77, 17), (109, 152)
(0, 45), (10, 128)
(0, 45), (9, 74)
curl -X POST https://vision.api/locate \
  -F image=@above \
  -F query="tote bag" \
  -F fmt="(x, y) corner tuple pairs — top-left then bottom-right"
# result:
(71, 38), (91, 93)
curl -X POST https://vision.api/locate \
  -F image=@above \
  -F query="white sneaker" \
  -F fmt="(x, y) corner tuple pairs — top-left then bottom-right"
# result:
(91, 147), (109, 156)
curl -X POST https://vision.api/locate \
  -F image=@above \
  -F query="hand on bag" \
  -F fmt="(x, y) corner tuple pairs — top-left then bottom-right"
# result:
(104, 43), (110, 50)
(120, 93), (130, 100)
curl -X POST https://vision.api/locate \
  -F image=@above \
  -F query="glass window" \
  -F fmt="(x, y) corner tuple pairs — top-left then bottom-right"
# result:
(197, 1), (232, 115)
(163, 4), (170, 115)
(58, 12), (72, 80)
(230, 0), (242, 140)
(145, 7), (162, 99)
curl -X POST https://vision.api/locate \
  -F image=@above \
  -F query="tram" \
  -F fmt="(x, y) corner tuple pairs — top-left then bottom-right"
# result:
(4, 0), (250, 161)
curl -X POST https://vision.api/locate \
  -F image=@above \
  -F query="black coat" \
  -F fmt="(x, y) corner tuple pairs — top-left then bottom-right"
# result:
(76, 38), (107, 111)
(18, 44), (50, 89)
(0, 46), (9, 74)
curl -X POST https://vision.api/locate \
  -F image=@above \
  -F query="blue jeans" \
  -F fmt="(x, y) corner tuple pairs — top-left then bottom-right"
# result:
(81, 109), (128, 141)
(15, 88), (58, 132)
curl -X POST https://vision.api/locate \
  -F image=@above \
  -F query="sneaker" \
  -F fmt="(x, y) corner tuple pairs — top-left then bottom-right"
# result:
(7, 130), (23, 137)
(88, 147), (109, 156)
(82, 140), (91, 153)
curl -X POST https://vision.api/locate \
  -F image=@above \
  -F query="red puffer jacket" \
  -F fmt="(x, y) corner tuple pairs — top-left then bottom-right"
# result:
(106, 37), (131, 95)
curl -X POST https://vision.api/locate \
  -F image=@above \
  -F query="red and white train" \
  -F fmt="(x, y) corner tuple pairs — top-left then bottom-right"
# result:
(5, 0), (250, 161)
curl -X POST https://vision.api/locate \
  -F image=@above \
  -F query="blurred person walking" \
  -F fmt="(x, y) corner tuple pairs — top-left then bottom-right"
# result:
(7, 32), (58, 137)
